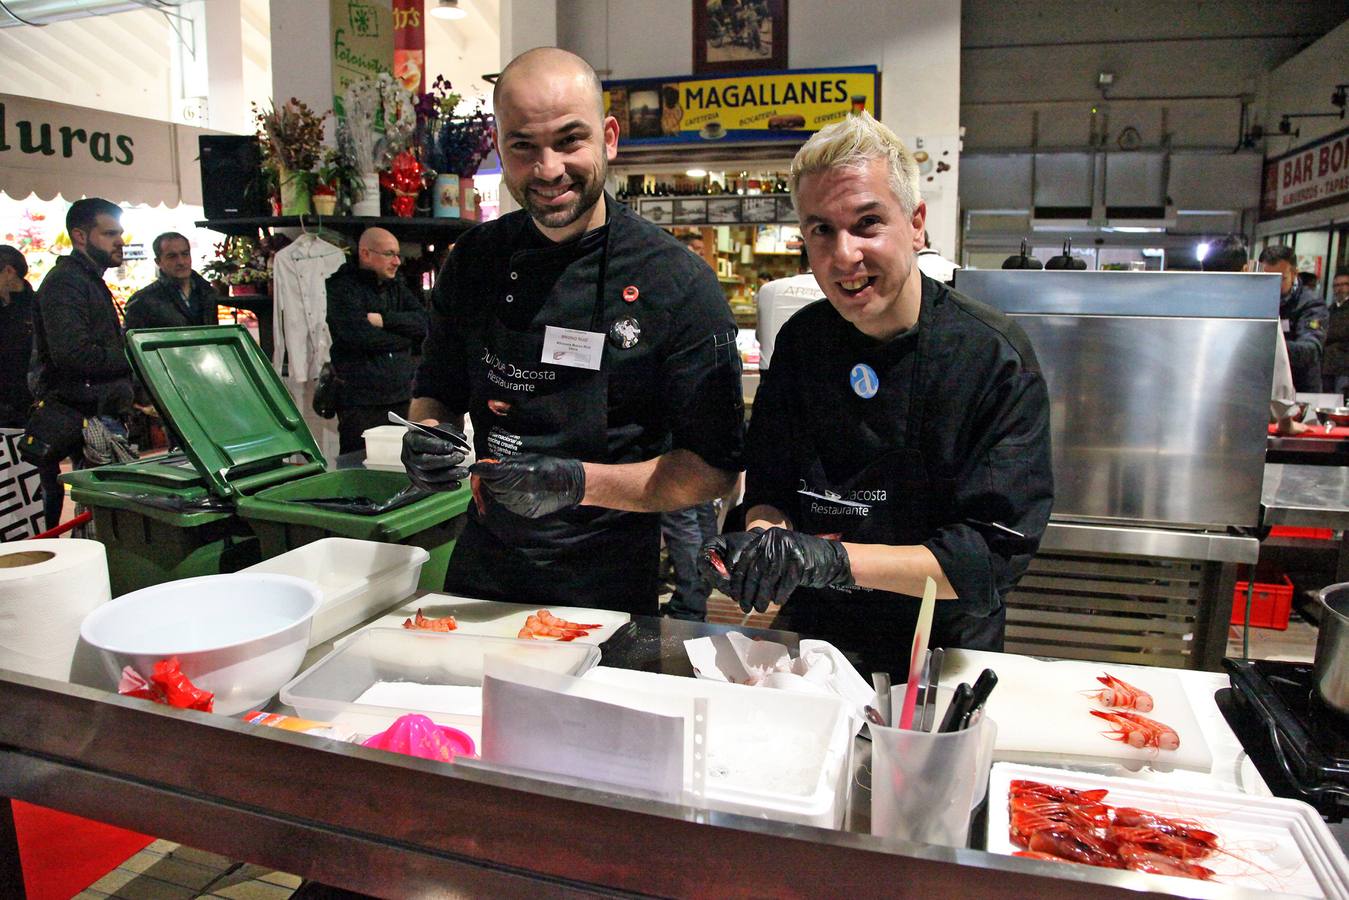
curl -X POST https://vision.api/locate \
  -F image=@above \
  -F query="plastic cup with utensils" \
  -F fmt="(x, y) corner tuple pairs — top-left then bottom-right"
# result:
(869, 714), (997, 848)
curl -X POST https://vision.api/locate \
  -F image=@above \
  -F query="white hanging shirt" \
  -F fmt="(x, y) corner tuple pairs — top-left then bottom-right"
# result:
(271, 233), (347, 382)
(755, 273), (823, 371)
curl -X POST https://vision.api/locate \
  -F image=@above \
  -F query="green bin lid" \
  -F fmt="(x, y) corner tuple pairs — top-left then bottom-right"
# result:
(125, 325), (326, 498)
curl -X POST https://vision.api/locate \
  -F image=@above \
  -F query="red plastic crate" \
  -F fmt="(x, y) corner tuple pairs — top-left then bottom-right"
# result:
(1268, 526), (1335, 540)
(1231, 575), (1294, 630)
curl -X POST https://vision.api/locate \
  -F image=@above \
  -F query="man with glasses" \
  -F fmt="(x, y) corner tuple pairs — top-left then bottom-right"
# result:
(325, 227), (429, 454)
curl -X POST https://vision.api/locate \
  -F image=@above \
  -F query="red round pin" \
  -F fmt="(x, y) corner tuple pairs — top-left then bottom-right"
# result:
(622, 285), (639, 303)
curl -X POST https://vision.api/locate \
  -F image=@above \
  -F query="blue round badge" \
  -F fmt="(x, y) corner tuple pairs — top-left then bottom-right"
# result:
(849, 363), (879, 399)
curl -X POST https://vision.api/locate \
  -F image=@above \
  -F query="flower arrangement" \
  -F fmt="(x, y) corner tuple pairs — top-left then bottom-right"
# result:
(341, 72), (417, 176)
(252, 98), (328, 173)
(202, 237), (271, 286)
(427, 100), (495, 178)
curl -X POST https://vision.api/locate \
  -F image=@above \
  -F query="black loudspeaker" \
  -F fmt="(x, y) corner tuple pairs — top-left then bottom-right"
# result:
(199, 135), (267, 218)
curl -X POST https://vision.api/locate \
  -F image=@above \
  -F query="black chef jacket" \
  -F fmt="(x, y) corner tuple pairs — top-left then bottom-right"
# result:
(416, 196), (744, 614)
(744, 275), (1054, 678)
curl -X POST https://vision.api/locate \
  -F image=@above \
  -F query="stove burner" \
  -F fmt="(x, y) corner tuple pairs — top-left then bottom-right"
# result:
(1222, 658), (1349, 819)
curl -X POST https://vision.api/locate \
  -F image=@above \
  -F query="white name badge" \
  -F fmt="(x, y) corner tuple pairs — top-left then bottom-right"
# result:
(542, 325), (605, 370)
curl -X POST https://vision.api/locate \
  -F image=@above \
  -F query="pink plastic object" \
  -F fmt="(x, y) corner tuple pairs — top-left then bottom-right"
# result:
(361, 714), (476, 762)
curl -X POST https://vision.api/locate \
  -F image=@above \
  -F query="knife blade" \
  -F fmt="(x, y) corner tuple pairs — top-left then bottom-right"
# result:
(920, 647), (944, 733)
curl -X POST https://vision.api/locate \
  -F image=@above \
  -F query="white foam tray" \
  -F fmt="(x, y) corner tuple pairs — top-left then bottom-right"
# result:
(244, 538), (427, 647)
(582, 666), (854, 829)
(987, 762), (1349, 899)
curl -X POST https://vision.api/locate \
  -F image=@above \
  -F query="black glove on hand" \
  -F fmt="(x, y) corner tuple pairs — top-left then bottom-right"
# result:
(721, 528), (853, 614)
(401, 429), (470, 493)
(699, 528), (766, 593)
(469, 453), (585, 518)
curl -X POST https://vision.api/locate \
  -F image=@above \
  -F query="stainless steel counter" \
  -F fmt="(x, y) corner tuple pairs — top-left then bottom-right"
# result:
(1262, 463), (1349, 585)
(1, 616), (1252, 899)
(1263, 464), (1349, 530)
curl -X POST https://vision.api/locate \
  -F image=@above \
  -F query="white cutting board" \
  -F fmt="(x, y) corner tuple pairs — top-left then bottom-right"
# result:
(361, 593), (631, 646)
(941, 649), (1213, 773)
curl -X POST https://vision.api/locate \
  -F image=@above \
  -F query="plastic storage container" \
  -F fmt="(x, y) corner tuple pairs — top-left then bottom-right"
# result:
(1232, 574), (1295, 630)
(236, 469), (469, 590)
(72, 327), (470, 595)
(362, 425), (405, 471)
(581, 666), (854, 829)
(280, 628), (601, 738)
(242, 538), (429, 646)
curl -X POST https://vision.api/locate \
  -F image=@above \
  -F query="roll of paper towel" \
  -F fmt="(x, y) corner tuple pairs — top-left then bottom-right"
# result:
(0, 539), (111, 681)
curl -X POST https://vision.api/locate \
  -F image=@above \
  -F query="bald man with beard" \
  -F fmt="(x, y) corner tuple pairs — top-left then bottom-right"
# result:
(325, 227), (429, 454)
(404, 47), (744, 614)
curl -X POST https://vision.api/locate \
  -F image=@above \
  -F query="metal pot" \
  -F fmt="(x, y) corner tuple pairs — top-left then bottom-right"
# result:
(1314, 583), (1349, 715)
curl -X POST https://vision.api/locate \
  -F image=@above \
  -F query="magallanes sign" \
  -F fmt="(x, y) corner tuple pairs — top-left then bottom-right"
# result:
(603, 66), (879, 146)
(1261, 124), (1349, 221)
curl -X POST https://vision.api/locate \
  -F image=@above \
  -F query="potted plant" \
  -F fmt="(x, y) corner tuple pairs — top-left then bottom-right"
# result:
(426, 97), (495, 220)
(253, 98), (328, 216)
(315, 148), (361, 215)
(340, 73), (417, 216)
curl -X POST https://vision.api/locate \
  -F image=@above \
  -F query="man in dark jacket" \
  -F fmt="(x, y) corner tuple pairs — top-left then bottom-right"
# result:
(0, 245), (35, 428)
(30, 197), (135, 529)
(1323, 269), (1349, 398)
(123, 232), (220, 330)
(325, 227), (428, 454)
(1260, 244), (1328, 392)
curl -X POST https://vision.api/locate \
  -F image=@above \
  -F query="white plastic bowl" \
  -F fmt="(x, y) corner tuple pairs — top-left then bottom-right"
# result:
(80, 574), (322, 716)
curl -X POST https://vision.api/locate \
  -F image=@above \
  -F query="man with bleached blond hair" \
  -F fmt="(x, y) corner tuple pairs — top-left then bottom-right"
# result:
(701, 112), (1054, 679)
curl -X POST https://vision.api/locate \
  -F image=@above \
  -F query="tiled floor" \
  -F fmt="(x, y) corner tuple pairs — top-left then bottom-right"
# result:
(75, 840), (301, 900)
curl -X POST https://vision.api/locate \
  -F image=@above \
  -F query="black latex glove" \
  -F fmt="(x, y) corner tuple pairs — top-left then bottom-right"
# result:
(401, 429), (469, 493)
(699, 528), (766, 594)
(717, 528), (853, 614)
(469, 453), (585, 518)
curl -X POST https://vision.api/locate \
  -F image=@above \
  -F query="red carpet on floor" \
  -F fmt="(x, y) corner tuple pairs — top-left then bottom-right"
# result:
(12, 801), (153, 900)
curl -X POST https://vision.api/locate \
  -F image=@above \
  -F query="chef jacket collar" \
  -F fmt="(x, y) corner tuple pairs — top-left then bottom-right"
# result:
(517, 198), (612, 258)
(839, 272), (938, 354)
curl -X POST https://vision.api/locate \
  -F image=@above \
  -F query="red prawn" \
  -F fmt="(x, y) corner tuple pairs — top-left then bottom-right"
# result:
(1116, 842), (1215, 880)
(1009, 781), (1110, 805)
(516, 610), (602, 641)
(1111, 807), (1218, 855)
(402, 609), (458, 632)
(1026, 828), (1123, 868)
(1086, 673), (1154, 712)
(1091, 709), (1180, 751)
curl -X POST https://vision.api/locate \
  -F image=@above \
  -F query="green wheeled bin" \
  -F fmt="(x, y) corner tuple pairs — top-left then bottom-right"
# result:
(80, 326), (471, 594)
(63, 456), (260, 597)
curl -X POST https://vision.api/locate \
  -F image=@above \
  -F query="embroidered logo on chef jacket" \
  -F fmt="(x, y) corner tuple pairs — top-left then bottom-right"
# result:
(609, 316), (641, 349)
(849, 363), (879, 398)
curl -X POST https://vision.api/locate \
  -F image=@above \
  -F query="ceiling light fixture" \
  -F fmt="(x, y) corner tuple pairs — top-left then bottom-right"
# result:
(431, 0), (466, 20)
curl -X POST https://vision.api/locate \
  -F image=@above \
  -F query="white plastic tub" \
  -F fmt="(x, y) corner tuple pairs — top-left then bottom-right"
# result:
(362, 425), (406, 471)
(582, 666), (854, 829)
(243, 538), (427, 646)
(281, 628), (601, 739)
